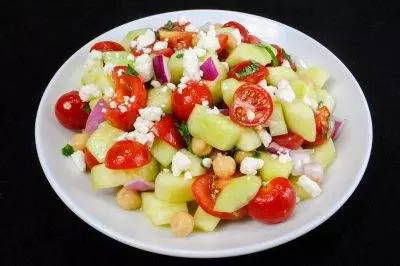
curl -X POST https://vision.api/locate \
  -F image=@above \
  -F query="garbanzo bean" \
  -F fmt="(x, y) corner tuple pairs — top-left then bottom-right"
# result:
(212, 153), (236, 179)
(116, 187), (141, 210)
(191, 137), (212, 156)
(170, 211), (194, 237)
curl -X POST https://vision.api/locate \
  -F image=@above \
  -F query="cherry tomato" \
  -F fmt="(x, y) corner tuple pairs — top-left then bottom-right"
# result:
(172, 81), (212, 121)
(83, 148), (100, 170)
(105, 140), (151, 169)
(192, 174), (247, 220)
(131, 49), (143, 56)
(271, 44), (284, 64)
(247, 177), (296, 224)
(152, 115), (184, 149)
(228, 60), (268, 84)
(229, 84), (273, 127)
(164, 32), (194, 50)
(151, 48), (174, 58)
(245, 34), (262, 44)
(90, 41), (125, 52)
(304, 106), (331, 147)
(273, 132), (305, 149)
(223, 21), (249, 42)
(161, 21), (188, 32)
(216, 34), (229, 60)
(55, 91), (89, 131)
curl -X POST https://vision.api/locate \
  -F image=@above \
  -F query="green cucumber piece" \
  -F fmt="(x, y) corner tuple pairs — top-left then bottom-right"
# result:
(259, 152), (293, 182)
(317, 89), (335, 113)
(147, 86), (172, 114)
(81, 66), (114, 89)
(120, 28), (148, 51)
(150, 138), (177, 167)
(194, 207), (220, 232)
(142, 192), (187, 226)
(168, 51), (184, 84)
(298, 66), (330, 90)
(267, 66), (298, 86)
(311, 138), (336, 169)
(289, 175), (311, 201)
(226, 43), (271, 67)
(214, 175), (261, 212)
(236, 128), (262, 152)
(86, 122), (123, 162)
(179, 149), (206, 177)
(155, 171), (194, 203)
(291, 79), (318, 109)
(257, 44), (279, 66)
(267, 102), (288, 136)
(221, 78), (244, 107)
(187, 105), (242, 150)
(103, 51), (131, 66)
(282, 100), (316, 142)
(202, 55), (228, 105)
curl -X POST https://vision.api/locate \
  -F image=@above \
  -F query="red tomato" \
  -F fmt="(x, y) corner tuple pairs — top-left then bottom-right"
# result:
(228, 60), (268, 84)
(161, 21), (188, 32)
(273, 132), (305, 149)
(245, 34), (262, 44)
(304, 106), (331, 147)
(192, 174), (247, 220)
(90, 41), (125, 52)
(271, 44), (284, 64)
(223, 21), (249, 42)
(83, 148), (100, 170)
(229, 84), (273, 127)
(152, 115), (184, 149)
(216, 34), (229, 60)
(247, 177), (296, 224)
(131, 49), (143, 56)
(55, 91), (89, 131)
(151, 48), (174, 58)
(166, 32), (194, 50)
(111, 66), (128, 85)
(172, 81), (212, 121)
(105, 140), (151, 169)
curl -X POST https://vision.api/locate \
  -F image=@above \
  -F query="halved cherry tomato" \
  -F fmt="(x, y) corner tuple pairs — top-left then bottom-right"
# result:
(271, 44), (284, 64)
(55, 91), (89, 131)
(229, 84), (273, 127)
(245, 34), (262, 44)
(228, 60), (268, 84)
(247, 177), (296, 224)
(152, 115), (184, 149)
(223, 21), (249, 42)
(161, 21), (188, 32)
(90, 41), (125, 52)
(83, 148), (100, 170)
(172, 81), (212, 121)
(304, 106), (331, 147)
(111, 66), (128, 85)
(151, 48), (174, 58)
(192, 174), (247, 220)
(216, 34), (229, 60)
(105, 140), (151, 169)
(164, 32), (194, 50)
(273, 132), (305, 149)
(131, 49), (143, 56)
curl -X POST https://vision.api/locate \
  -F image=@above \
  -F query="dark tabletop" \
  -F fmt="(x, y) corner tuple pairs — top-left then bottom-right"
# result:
(2, 0), (399, 265)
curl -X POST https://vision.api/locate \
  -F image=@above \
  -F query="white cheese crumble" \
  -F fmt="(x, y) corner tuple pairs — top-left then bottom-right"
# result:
(138, 107), (163, 122)
(153, 41), (168, 51)
(206, 106), (220, 115)
(201, 100), (209, 107)
(127, 53), (135, 62)
(196, 24), (220, 51)
(103, 87), (114, 99)
(71, 150), (86, 172)
(135, 54), (154, 82)
(136, 29), (156, 49)
(193, 47), (207, 58)
(103, 63), (115, 75)
(231, 28), (242, 45)
(297, 175), (322, 198)
(246, 110), (256, 121)
(177, 83), (187, 94)
(185, 23), (199, 32)
(109, 101), (117, 109)
(171, 151), (192, 177)
(240, 157), (264, 175)
(303, 94), (318, 110)
(130, 40), (138, 49)
(150, 80), (161, 88)
(178, 16), (189, 26)
(79, 84), (102, 102)
(276, 79), (295, 103)
(182, 48), (202, 82)
(129, 96), (136, 103)
(278, 153), (292, 163)
(257, 129), (272, 148)
(133, 131), (155, 146)
(142, 48), (152, 54)
(118, 105), (128, 113)
(183, 171), (193, 180)
(63, 102), (71, 110)
(133, 117), (154, 134)
(202, 157), (212, 168)
(166, 83), (176, 90)
(281, 59), (291, 68)
(117, 69), (124, 77)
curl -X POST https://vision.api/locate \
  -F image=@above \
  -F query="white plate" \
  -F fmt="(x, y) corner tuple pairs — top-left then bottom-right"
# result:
(35, 10), (372, 258)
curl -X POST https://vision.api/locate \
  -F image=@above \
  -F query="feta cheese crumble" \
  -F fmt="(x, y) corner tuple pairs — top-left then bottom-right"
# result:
(182, 48), (202, 83)
(151, 80), (161, 88)
(193, 47), (207, 58)
(127, 53), (135, 62)
(276, 79), (295, 103)
(152, 41), (168, 51)
(257, 129), (272, 148)
(231, 28), (242, 45)
(118, 105), (128, 113)
(171, 151), (192, 176)
(135, 54), (154, 82)
(63, 102), (71, 110)
(185, 23), (199, 32)
(138, 107), (163, 122)
(71, 150), (86, 172)
(201, 100), (209, 107)
(103, 63), (115, 75)
(196, 24), (220, 51)
(278, 153), (292, 163)
(133, 117), (154, 134)
(178, 16), (189, 26)
(183, 171), (193, 180)
(240, 157), (264, 175)
(103, 87), (114, 99)
(246, 110), (256, 121)
(206, 106), (220, 115)
(303, 94), (318, 110)
(166, 83), (176, 90)
(297, 175), (322, 198)
(136, 29), (156, 49)
(109, 101), (117, 109)
(202, 157), (212, 168)
(79, 84), (102, 102)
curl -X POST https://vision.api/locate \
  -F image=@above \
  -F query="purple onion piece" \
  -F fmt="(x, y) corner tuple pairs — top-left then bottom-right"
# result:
(153, 55), (171, 84)
(124, 178), (155, 192)
(84, 99), (106, 134)
(200, 57), (219, 81)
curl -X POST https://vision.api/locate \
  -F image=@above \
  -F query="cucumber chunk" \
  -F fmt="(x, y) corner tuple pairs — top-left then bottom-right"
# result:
(226, 43), (271, 67)
(103, 51), (131, 66)
(168, 51), (184, 84)
(194, 206), (220, 232)
(86, 122), (123, 162)
(214, 175), (261, 212)
(147, 86), (172, 114)
(289, 175), (311, 201)
(180, 149), (206, 177)
(202, 55), (228, 105)
(311, 138), (336, 169)
(290, 79), (318, 109)
(259, 152), (293, 182)
(267, 102), (288, 136)
(81, 66), (114, 89)
(221, 78), (244, 107)
(141, 192), (187, 226)
(187, 105), (242, 150)
(298, 66), (330, 90)
(267, 66), (298, 86)
(282, 100), (316, 142)
(150, 138), (177, 167)
(317, 89), (335, 113)
(155, 171), (194, 203)
(120, 28), (148, 51)
(236, 128), (262, 151)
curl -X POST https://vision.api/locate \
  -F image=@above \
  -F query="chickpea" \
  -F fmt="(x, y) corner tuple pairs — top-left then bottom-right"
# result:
(116, 187), (141, 210)
(212, 153), (236, 179)
(170, 211), (194, 237)
(69, 133), (89, 151)
(234, 151), (254, 164)
(191, 137), (212, 156)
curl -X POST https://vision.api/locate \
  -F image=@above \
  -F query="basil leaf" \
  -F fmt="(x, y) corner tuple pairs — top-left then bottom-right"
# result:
(177, 122), (192, 151)
(257, 44), (278, 66)
(236, 60), (261, 79)
(84, 102), (91, 113)
(164, 20), (175, 31)
(62, 144), (74, 157)
(253, 151), (261, 158)
(176, 53), (184, 58)
(126, 64), (139, 76)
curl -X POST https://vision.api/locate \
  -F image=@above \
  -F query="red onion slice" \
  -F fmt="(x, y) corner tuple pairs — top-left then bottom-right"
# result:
(290, 149), (313, 176)
(124, 178), (155, 192)
(331, 117), (347, 141)
(84, 99), (106, 134)
(303, 163), (324, 183)
(267, 142), (291, 155)
(153, 55), (171, 84)
(200, 57), (219, 81)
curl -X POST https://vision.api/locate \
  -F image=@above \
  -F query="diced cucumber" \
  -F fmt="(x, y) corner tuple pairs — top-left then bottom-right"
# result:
(317, 89), (335, 113)
(147, 86), (172, 114)
(180, 149), (206, 177)
(194, 206), (220, 232)
(120, 28), (148, 51)
(141, 192), (187, 226)
(282, 100), (316, 142)
(298, 66), (330, 90)
(236, 128), (262, 151)
(267, 102), (288, 136)
(267, 66), (298, 86)
(289, 175), (311, 201)
(290, 79), (318, 109)
(168, 51), (184, 84)
(150, 138), (177, 167)
(259, 152), (293, 182)
(86, 122), (123, 162)
(226, 43), (271, 67)
(216, 28), (240, 51)
(221, 78), (244, 107)
(201, 55), (228, 105)
(103, 51), (131, 66)
(81, 66), (114, 89)
(155, 171), (194, 203)
(214, 175), (261, 212)
(311, 138), (336, 169)
(187, 105), (242, 150)
(129, 157), (160, 182)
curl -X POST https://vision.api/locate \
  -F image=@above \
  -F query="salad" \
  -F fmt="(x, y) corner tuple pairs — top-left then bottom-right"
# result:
(54, 17), (344, 237)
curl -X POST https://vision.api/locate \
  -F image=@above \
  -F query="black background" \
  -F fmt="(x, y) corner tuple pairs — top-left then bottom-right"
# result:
(2, 0), (399, 265)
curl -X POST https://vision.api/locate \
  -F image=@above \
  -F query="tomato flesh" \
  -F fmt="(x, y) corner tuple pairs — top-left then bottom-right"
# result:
(229, 84), (273, 127)
(90, 41), (125, 52)
(247, 177), (296, 224)
(162, 32), (194, 50)
(83, 148), (100, 170)
(172, 81), (212, 121)
(304, 106), (331, 147)
(216, 34), (229, 60)
(151, 48), (174, 58)
(55, 91), (89, 131)
(105, 140), (151, 169)
(271, 44), (285, 65)
(228, 60), (268, 84)
(273, 132), (305, 149)
(152, 115), (184, 149)
(245, 34), (262, 44)
(223, 21), (249, 42)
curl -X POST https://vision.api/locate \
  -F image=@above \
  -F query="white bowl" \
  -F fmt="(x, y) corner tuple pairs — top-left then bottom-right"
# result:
(35, 10), (372, 258)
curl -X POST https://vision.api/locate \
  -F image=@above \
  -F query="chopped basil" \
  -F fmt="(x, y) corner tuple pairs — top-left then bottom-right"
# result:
(178, 122), (192, 151)
(84, 102), (91, 113)
(282, 49), (296, 69)
(176, 53), (184, 59)
(62, 144), (74, 157)
(126, 64), (139, 76)
(257, 44), (279, 66)
(236, 60), (261, 79)
(164, 20), (175, 31)
(253, 151), (261, 158)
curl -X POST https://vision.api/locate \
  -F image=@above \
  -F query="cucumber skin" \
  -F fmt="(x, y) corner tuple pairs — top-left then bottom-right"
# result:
(267, 66), (298, 86)
(236, 128), (262, 151)
(226, 43), (271, 67)
(267, 102), (288, 137)
(154, 171), (194, 203)
(168, 52), (184, 84)
(150, 138), (177, 167)
(81, 66), (114, 89)
(120, 28), (148, 51)
(147, 87), (172, 114)
(259, 152), (293, 182)
(103, 51), (131, 66)
(194, 207), (220, 232)
(221, 78), (244, 107)
(311, 138), (336, 169)
(281, 100), (316, 142)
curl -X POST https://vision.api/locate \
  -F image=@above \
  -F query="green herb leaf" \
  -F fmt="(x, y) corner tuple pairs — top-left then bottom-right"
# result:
(178, 122), (192, 151)
(176, 53), (184, 59)
(253, 151), (261, 158)
(236, 60), (261, 79)
(84, 102), (91, 113)
(282, 49), (296, 69)
(257, 44), (279, 66)
(164, 20), (175, 31)
(62, 144), (74, 157)
(126, 64), (139, 76)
